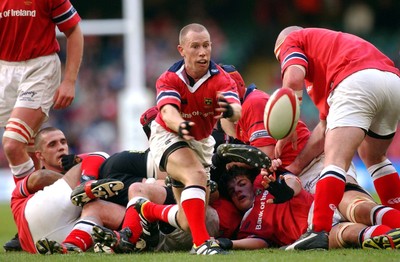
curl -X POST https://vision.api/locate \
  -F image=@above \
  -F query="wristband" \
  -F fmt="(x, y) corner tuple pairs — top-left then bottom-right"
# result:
(222, 103), (234, 118)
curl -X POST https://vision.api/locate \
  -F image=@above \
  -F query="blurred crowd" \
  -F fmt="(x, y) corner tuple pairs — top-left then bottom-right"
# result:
(0, 0), (399, 168)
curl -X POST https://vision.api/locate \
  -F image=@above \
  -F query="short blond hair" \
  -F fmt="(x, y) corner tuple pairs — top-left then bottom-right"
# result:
(179, 23), (209, 44)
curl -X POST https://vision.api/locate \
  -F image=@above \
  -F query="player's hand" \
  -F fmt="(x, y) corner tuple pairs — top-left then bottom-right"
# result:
(261, 173), (294, 204)
(53, 81), (75, 109)
(178, 121), (195, 140)
(60, 154), (82, 171)
(216, 238), (233, 250)
(268, 158), (282, 173)
(215, 93), (234, 119)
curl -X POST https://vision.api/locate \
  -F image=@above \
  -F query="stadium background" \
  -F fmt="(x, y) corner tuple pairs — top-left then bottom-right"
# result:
(0, 0), (400, 200)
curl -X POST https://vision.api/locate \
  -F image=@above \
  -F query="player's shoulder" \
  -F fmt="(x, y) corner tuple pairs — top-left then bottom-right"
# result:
(158, 61), (184, 81)
(210, 62), (233, 86)
(213, 62), (230, 77)
(245, 89), (269, 102)
(167, 60), (184, 73)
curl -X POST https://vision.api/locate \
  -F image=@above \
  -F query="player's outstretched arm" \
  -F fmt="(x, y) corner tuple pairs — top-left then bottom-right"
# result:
(217, 237), (269, 250)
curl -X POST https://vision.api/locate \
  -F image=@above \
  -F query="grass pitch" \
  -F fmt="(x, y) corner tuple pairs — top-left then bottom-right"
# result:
(0, 202), (399, 262)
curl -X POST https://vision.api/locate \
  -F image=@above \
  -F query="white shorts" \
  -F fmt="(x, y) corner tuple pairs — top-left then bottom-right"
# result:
(0, 54), (61, 127)
(149, 121), (215, 171)
(298, 154), (357, 194)
(327, 69), (400, 136)
(24, 179), (81, 249)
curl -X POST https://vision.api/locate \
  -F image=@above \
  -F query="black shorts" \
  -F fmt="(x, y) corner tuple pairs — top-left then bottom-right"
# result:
(98, 149), (150, 206)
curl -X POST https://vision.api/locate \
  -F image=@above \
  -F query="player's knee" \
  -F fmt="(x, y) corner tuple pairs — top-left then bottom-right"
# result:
(188, 168), (208, 185)
(344, 196), (376, 224)
(2, 137), (27, 157)
(128, 182), (145, 196)
(358, 150), (386, 167)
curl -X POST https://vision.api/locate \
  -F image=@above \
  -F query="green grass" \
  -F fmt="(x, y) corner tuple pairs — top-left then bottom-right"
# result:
(1, 202), (399, 261)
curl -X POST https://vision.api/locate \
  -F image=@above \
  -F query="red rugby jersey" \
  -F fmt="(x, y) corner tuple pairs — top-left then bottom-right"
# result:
(277, 28), (400, 119)
(0, 0), (81, 61)
(237, 189), (314, 247)
(155, 60), (241, 141)
(10, 176), (36, 253)
(236, 88), (310, 168)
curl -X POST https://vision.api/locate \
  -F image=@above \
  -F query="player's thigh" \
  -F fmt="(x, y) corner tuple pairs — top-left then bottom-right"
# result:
(324, 127), (365, 170)
(25, 179), (81, 244)
(85, 200), (125, 230)
(9, 107), (46, 133)
(358, 135), (393, 166)
(166, 147), (207, 185)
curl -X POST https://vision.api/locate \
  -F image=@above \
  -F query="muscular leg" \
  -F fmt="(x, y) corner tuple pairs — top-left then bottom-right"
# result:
(2, 108), (45, 181)
(329, 223), (394, 249)
(358, 135), (400, 210)
(312, 127), (364, 232)
(324, 127), (365, 171)
(58, 199), (126, 252)
(329, 222), (365, 249)
(339, 189), (375, 224)
(166, 147), (210, 246)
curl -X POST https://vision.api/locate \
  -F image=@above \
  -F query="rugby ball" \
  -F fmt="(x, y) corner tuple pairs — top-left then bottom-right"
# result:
(264, 88), (300, 140)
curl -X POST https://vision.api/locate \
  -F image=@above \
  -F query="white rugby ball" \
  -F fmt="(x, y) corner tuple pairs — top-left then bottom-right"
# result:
(264, 88), (300, 140)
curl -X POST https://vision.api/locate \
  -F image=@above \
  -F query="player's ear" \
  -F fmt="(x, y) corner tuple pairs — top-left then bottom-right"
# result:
(35, 151), (43, 162)
(177, 45), (184, 57)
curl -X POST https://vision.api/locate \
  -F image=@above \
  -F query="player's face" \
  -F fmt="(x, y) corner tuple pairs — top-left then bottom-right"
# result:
(178, 30), (211, 80)
(227, 175), (254, 212)
(37, 130), (69, 172)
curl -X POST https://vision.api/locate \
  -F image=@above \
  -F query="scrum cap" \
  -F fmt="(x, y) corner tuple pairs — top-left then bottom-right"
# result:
(220, 64), (246, 101)
(140, 106), (158, 138)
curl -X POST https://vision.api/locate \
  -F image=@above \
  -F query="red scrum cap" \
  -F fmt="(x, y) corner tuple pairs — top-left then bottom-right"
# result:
(140, 106), (158, 138)
(220, 64), (246, 101)
(140, 106), (158, 127)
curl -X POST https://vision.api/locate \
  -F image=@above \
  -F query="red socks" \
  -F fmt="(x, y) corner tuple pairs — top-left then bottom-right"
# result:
(312, 165), (346, 232)
(79, 153), (108, 183)
(141, 202), (174, 223)
(360, 225), (392, 243)
(372, 205), (400, 228)
(122, 204), (143, 244)
(181, 186), (209, 246)
(373, 172), (400, 210)
(369, 160), (400, 210)
(63, 229), (92, 252)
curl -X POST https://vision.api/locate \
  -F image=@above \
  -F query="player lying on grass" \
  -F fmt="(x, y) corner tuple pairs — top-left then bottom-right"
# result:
(35, 169), (233, 254)
(212, 145), (400, 250)
(11, 127), (123, 253)
(215, 75), (397, 250)
(35, 139), (243, 254)
(34, 105), (243, 254)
